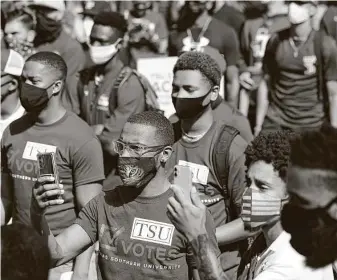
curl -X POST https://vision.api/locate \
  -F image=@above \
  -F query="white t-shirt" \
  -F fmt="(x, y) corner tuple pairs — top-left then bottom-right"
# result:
(254, 231), (333, 280)
(0, 105), (25, 139)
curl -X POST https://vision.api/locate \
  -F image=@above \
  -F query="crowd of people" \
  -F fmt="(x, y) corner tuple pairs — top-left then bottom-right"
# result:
(1, 1), (337, 280)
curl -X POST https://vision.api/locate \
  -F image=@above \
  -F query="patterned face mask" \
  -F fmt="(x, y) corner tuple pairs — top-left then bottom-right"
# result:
(241, 187), (288, 231)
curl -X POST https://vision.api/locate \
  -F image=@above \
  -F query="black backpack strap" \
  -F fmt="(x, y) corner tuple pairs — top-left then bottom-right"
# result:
(213, 124), (240, 222)
(313, 30), (329, 118)
(112, 66), (134, 107)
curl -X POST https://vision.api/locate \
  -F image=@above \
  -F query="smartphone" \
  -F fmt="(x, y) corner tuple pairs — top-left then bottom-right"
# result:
(172, 165), (193, 195)
(37, 152), (61, 199)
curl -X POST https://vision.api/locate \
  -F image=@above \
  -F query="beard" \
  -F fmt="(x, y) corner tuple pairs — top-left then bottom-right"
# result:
(281, 203), (337, 268)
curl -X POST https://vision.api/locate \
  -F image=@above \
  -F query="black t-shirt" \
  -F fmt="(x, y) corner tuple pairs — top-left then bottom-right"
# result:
(169, 18), (239, 66)
(75, 187), (220, 280)
(1, 111), (105, 235)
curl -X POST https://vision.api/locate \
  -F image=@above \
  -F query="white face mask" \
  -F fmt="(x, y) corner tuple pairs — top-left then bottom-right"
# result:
(288, 3), (310, 25)
(89, 39), (121, 65)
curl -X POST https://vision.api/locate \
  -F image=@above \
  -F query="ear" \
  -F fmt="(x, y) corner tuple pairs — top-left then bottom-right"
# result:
(27, 30), (36, 43)
(51, 80), (63, 95)
(210, 85), (219, 101)
(159, 146), (173, 166)
(329, 201), (337, 221)
(8, 78), (19, 91)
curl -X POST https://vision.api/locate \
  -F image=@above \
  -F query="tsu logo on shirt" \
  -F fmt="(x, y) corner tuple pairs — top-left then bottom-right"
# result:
(303, 55), (317, 75)
(22, 141), (57, 161)
(131, 218), (175, 246)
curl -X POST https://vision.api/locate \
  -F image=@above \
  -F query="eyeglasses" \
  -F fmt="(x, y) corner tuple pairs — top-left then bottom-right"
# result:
(113, 140), (166, 157)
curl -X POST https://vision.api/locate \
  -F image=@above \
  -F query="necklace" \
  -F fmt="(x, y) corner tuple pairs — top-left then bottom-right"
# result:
(289, 32), (311, 58)
(181, 128), (207, 143)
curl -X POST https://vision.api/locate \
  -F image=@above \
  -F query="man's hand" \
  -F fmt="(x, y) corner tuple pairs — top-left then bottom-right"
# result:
(33, 176), (64, 209)
(239, 71), (255, 91)
(167, 185), (207, 241)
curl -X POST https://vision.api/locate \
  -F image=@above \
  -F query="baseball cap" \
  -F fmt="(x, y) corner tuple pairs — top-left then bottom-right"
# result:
(29, 0), (66, 12)
(1, 49), (25, 76)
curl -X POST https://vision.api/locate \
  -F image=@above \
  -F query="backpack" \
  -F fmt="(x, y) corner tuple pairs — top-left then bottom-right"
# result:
(267, 29), (329, 119)
(212, 124), (240, 222)
(173, 122), (240, 222)
(113, 67), (163, 114)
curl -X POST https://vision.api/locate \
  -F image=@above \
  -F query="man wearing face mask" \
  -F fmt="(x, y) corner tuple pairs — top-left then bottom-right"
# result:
(281, 125), (337, 275)
(237, 0), (289, 129)
(1, 52), (105, 280)
(30, 111), (220, 280)
(169, 1), (240, 106)
(256, 0), (337, 135)
(78, 11), (146, 180)
(165, 51), (248, 280)
(28, 0), (86, 115)
(168, 130), (334, 280)
(125, 1), (168, 68)
(3, 8), (37, 59)
(0, 49), (25, 139)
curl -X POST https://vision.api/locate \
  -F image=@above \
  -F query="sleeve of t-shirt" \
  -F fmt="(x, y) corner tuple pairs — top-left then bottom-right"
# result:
(74, 194), (101, 243)
(221, 26), (240, 67)
(228, 135), (248, 218)
(72, 138), (105, 187)
(322, 35), (337, 81)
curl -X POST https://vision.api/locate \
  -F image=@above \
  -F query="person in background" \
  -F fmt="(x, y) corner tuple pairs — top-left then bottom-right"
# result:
(165, 51), (248, 280)
(0, 49), (25, 139)
(1, 52), (105, 280)
(256, 0), (337, 135)
(169, 1), (240, 107)
(238, 0), (289, 133)
(281, 125), (337, 276)
(28, 0), (86, 115)
(31, 111), (220, 280)
(169, 48), (253, 143)
(212, 1), (246, 37)
(320, 1), (337, 41)
(77, 11), (146, 185)
(1, 223), (50, 280)
(3, 7), (36, 59)
(168, 130), (334, 280)
(125, 0), (169, 68)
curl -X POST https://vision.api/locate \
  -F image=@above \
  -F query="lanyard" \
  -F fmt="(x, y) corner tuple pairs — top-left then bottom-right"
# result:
(187, 17), (212, 43)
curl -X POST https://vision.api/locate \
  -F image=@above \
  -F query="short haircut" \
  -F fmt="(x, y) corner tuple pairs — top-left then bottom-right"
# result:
(26, 51), (67, 81)
(290, 125), (337, 173)
(245, 131), (296, 181)
(173, 51), (221, 86)
(127, 111), (174, 146)
(1, 223), (50, 280)
(93, 11), (128, 33)
(5, 8), (35, 30)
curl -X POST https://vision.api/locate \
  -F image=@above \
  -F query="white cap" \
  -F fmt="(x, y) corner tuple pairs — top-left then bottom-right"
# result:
(30, 0), (66, 12)
(1, 49), (25, 76)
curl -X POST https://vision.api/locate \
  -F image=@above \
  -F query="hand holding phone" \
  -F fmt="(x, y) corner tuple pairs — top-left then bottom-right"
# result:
(37, 152), (62, 200)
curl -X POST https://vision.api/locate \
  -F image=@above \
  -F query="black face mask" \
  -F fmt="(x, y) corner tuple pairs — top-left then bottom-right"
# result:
(281, 201), (337, 268)
(117, 157), (158, 188)
(172, 90), (211, 120)
(35, 12), (62, 45)
(20, 82), (53, 112)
